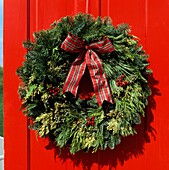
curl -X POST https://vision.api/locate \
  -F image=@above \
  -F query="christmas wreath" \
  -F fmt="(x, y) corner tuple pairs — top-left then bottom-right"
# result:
(17, 13), (152, 154)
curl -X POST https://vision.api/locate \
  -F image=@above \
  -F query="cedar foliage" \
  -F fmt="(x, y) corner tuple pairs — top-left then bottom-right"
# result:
(17, 13), (152, 154)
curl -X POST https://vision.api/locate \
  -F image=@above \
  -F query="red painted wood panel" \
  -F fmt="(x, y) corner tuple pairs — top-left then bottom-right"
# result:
(4, 0), (169, 169)
(145, 0), (169, 169)
(4, 0), (29, 170)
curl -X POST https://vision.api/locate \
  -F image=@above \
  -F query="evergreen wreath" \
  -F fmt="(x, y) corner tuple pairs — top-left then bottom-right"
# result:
(17, 13), (152, 154)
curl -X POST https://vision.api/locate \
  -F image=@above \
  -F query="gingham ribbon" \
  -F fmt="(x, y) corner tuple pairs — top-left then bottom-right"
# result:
(61, 33), (114, 106)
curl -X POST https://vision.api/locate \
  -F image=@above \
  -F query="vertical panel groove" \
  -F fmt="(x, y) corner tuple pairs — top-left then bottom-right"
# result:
(27, 0), (30, 170)
(36, 0), (38, 31)
(86, 0), (89, 13)
(145, 0), (148, 47)
(107, 0), (110, 16)
(74, 0), (78, 14)
(98, 0), (101, 16)
(144, 0), (148, 137)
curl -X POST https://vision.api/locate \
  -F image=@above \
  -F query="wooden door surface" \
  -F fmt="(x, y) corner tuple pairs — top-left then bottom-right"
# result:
(4, 0), (169, 169)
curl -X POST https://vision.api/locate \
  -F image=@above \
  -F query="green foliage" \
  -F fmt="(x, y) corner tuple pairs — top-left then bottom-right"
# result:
(17, 13), (152, 154)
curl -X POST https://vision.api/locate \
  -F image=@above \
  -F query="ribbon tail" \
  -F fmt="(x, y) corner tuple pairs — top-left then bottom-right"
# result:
(63, 54), (86, 96)
(86, 51), (113, 106)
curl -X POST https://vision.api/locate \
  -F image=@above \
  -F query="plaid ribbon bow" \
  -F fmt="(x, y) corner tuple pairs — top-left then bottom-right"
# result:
(61, 33), (114, 106)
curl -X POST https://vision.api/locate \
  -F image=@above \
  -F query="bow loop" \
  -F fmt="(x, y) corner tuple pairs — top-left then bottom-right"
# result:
(88, 37), (115, 54)
(61, 33), (85, 53)
(61, 33), (114, 106)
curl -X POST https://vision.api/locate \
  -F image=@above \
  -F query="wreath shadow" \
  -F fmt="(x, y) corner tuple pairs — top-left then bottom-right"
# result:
(45, 73), (160, 170)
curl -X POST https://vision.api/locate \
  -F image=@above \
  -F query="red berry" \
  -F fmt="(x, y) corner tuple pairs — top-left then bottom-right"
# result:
(86, 118), (90, 126)
(116, 82), (119, 86)
(124, 80), (129, 85)
(55, 88), (60, 93)
(119, 82), (123, 86)
(86, 122), (89, 126)
(121, 74), (125, 78)
(86, 118), (90, 121)
(122, 82), (126, 87)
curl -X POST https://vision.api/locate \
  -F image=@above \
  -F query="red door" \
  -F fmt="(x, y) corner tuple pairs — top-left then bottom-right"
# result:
(4, 0), (169, 169)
